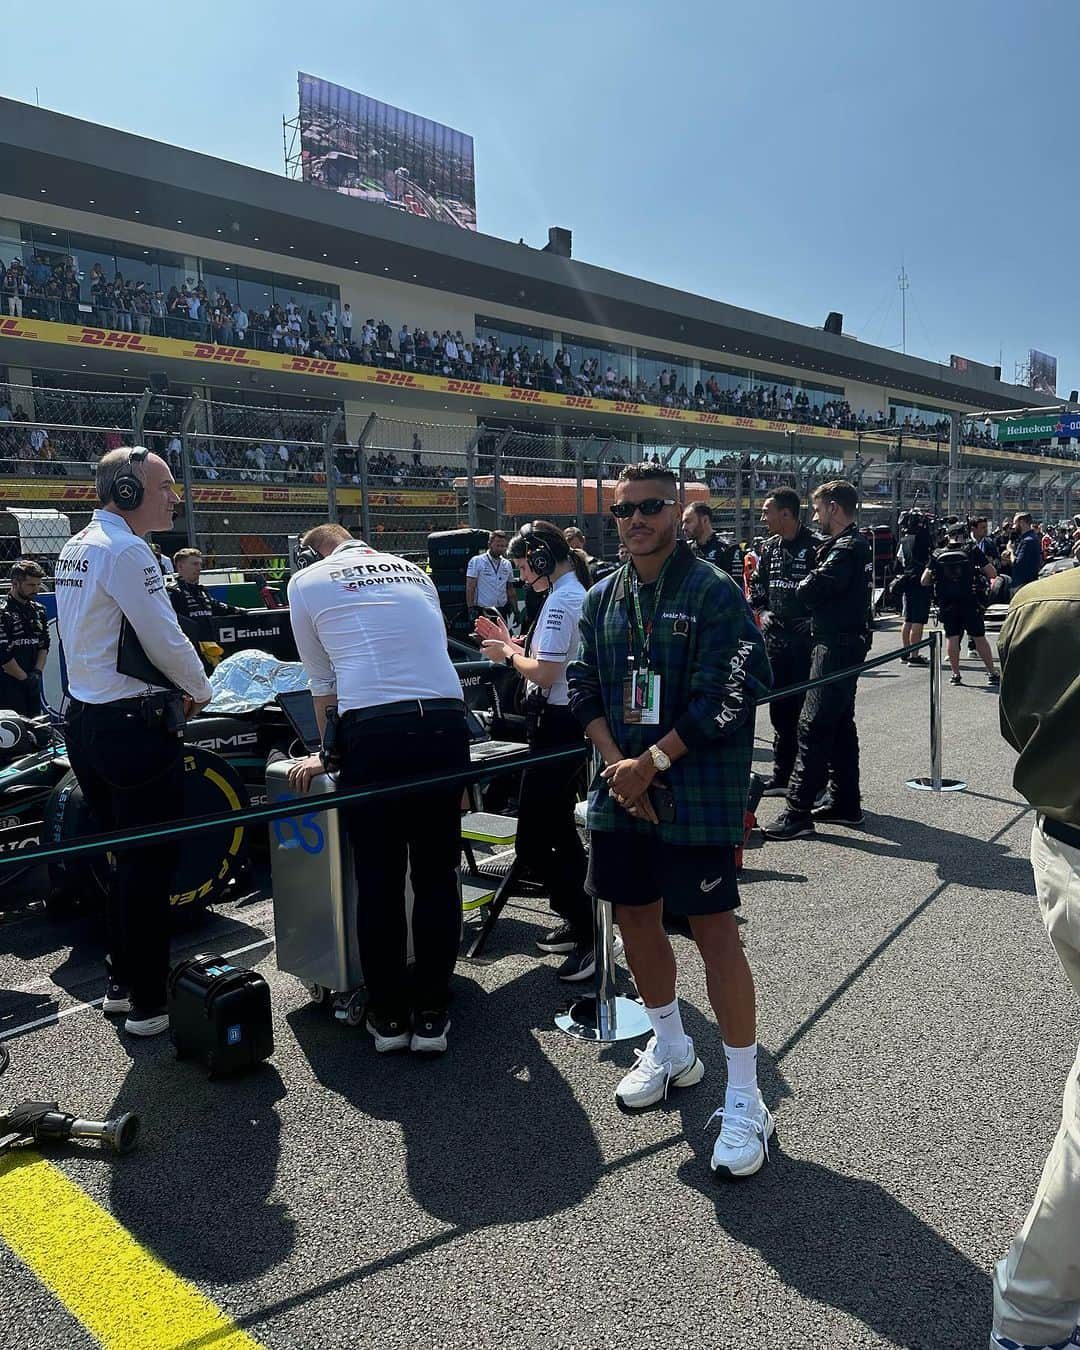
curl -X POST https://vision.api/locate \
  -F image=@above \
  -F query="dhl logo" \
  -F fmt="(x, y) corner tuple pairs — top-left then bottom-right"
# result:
(287, 357), (341, 375)
(564, 397), (595, 409)
(508, 388), (542, 402)
(374, 370), (419, 387)
(698, 414), (723, 425)
(189, 343), (255, 364)
(734, 418), (756, 428)
(76, 330), (153, 351)
(657, 408), (683, 420)
(612, 402), (641, 414)
(445, 379), (483, 396)
(0, 318), (36, 341)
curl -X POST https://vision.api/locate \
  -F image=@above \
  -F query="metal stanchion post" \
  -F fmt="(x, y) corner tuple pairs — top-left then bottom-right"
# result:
(555, 896), (651, 1043)
(906, 629), (966, 792)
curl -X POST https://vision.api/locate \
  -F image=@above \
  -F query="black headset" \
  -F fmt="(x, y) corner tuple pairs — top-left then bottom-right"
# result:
(107, 448), (150, 511)
(294, 543), (320, 571)
(514, 522), (568, 578)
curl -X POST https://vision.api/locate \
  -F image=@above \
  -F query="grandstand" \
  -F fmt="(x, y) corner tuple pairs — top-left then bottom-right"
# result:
(2, 94), (1079, 566)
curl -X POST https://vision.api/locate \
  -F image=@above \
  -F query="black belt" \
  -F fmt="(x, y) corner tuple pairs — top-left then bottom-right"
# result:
(1042, 816), (1080, 852)
(68, 692), (177, 713)
(341, 697), (466, 726)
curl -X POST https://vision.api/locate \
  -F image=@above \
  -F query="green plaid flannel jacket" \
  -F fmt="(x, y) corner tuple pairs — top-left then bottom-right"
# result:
(567, 541), (772, 845)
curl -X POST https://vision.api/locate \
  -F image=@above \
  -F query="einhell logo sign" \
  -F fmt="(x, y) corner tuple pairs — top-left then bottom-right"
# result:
(0, 318), (36, 341)
(76, 330), (152, 351)
(286, 357), (340, 376)
(188, 343), (255, 365)
(373, 370), (419, 388)
(445, 380), (483, 396)
(508, 388), (542, 403)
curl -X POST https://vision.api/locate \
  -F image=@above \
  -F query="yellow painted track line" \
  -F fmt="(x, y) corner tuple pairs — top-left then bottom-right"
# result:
(0, 1153), (260, 1350)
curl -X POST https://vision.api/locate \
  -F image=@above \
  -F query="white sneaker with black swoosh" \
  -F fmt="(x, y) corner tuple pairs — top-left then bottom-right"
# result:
(615, 1034), (704, 1110)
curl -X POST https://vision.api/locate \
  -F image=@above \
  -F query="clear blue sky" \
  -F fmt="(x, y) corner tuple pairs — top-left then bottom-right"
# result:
(8, 0), (1079, 394)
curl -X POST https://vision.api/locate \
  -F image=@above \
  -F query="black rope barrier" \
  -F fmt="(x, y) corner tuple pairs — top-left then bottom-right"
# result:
(0, 637), (933, 871)
(757, 635), (933, 705)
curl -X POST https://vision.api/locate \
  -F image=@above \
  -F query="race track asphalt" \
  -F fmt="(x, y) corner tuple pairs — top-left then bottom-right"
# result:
(0, 621), (1070, 1350)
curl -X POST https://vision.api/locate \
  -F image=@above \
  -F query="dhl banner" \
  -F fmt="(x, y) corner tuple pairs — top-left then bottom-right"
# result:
(0, 315), (858, 443)
(0, 480), (457, 509)
(2, 317), (1073, 469)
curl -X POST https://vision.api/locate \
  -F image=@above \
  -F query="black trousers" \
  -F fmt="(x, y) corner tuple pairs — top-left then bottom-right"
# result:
(339, 707), (469, 1016)
(765, 638), (811, 785)
(64, 699), (184, 1008)
(787, 636), (867, 815)
(514, 703), (591, 943)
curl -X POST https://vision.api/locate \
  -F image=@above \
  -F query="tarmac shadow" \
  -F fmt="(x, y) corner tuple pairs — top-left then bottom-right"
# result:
(289, 964), (603, 1231)
(821, 812), (1035, 894)
(674, 1145), (991, 1348)
(106, 1041), (294, 1283)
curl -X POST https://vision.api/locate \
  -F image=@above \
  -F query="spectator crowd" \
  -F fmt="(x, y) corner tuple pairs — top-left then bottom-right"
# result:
(6, 247), (1077, 461)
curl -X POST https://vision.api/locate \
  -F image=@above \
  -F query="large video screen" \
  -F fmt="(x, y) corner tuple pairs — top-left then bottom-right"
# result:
(1029, 349), (1058, 396)
(298, 73), (476, 230)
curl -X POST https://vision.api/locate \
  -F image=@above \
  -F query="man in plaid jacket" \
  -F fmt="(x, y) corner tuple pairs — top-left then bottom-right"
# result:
(568, 462), (774, 1177)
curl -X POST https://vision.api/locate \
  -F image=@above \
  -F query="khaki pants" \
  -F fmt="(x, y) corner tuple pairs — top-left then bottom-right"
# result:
(993, 821), (1080, 1347)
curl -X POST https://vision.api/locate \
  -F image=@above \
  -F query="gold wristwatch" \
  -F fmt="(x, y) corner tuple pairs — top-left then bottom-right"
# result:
(648, 743), (672, 772)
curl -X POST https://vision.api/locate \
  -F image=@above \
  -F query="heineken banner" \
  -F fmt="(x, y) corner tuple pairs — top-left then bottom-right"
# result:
(997, 414), (1080, 442)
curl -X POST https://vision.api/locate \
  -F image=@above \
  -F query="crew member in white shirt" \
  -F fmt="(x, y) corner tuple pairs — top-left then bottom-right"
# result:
(476, 521), (594, 980)
(286, 524), (470, 1056)
(465, 530), (513, 622)
(56, 448), (212, 1038)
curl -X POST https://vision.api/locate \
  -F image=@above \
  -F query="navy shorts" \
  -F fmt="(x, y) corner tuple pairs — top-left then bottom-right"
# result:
(901, 582), (931, 625)
(586, 829), (740, 916)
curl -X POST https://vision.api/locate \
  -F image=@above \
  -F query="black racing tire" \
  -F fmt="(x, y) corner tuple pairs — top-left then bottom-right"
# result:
(43, 746), (251, 918)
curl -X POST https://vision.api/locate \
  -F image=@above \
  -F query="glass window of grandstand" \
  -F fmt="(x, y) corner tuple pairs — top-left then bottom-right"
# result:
(637, 349), (694, 403)
(474, 316), (555, 377)
(560, 332), (631, 396)
(888, 401), (951, 438)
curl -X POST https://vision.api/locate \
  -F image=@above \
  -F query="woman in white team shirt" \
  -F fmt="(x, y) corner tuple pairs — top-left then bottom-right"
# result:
(475, 521), (595, 981)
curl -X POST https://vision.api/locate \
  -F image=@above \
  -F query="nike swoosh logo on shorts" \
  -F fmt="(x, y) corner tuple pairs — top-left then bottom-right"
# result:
(700, 877), (723, 893)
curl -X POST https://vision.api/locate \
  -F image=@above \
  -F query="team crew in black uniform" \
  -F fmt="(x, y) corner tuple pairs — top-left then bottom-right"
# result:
(762, 480), (873, 841)
(167, 548), (244, 625)
(748, 489), (819, 796)
(0, 559), (50, 718)
(681, 502), (739, 579)
(920, 520), (999, 687)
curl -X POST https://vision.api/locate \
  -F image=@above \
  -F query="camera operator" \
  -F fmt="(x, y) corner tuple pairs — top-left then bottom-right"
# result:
(762, 480), (872, 840)
(465, 530), (514, 625)
(991, 562), (1080, 1350)
(475, 521), (594, 980)
(748, 489), (818, 796)
(894, 509), (932, 668)
(167, 548), (243, 625)
(681, 502), (739, 580)
(0, 559), (50, 717)
(56, 448), (212, 1038)
(286, 524), (469, 1056)
(920, 520), (999, 687)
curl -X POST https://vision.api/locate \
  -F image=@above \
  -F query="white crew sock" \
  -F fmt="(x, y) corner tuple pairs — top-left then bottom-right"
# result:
(646, 998), (686, 1055)
(723, 1041), (759, 1104)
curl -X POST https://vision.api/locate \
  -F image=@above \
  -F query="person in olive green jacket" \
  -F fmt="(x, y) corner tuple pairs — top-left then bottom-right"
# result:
(991, 562), (1080, 1350)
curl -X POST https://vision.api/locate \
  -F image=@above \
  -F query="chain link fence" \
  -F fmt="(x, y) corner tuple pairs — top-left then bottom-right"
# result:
(0, 381), (1078, 581)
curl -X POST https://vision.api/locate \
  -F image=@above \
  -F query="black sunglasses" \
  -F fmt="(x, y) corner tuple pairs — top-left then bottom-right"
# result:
(610, 497), (677, 520)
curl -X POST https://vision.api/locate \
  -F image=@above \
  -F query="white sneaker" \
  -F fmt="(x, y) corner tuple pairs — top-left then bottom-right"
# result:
(708, 1090), (775, 1177)
(989, 1331), (1080, 1349)
(615, 1034), (704, 1110)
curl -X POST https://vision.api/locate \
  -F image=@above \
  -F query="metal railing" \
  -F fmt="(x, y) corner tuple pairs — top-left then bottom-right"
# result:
(1, 382), (1079, 579)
